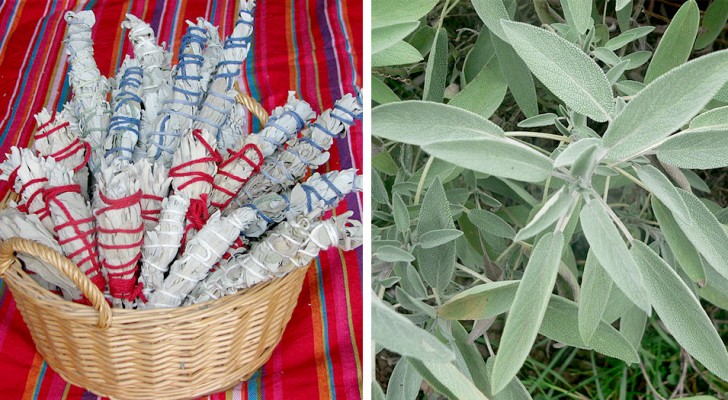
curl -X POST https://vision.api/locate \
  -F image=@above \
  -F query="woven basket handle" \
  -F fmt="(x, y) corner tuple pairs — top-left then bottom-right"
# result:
(0, 237), (112, 328)
(234, 81), (269, 126)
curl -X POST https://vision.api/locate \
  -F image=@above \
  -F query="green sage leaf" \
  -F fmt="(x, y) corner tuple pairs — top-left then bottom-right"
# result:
(492, 35), (539, 117)
(419, 229), (464, 249)
(373, 101), (504, 146)
(372, 295), (455, 363)
(561, 0), (593, 34)
(423, 28), (448, 102)
(491, 232), (565, 395)
(631, 241), (728, 381)
(501, 20), (614, 122)
(514, 187), (574, 242)
(386, 358), (423, 400)
(633, 164), (689, 221)
(604, 49), (728, 161)
(416, 178), (457, 292)
(423, 138), (553, 183)
(578, 250), (613, 344)
(372, 76), (401, 105)
(467, 209), (517, 239)
(604, 26), (654, 51)
(450, 61), (507, 118)
(695, 0), (728, 50)
(438, 280), (520, 320)
(674, 189), (728, 282)
(651, 198), (706, 285)
(409, 359), (489, 400)
(392, 193), (410, 234)
(657, 128), (728, 169)
(580, 200), (651, 312)
(372, 0), (438, 28)
(373, 41), (424, 67)
(373, 22), (421, 54)
(540, 295), (640, 363)
(377, 245), (415, 263)
(644, 0), (700, 83)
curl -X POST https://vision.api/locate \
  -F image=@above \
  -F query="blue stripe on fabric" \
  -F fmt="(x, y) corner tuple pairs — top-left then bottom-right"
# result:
(0, 0), (59, 143)
(315, 258), (337, 399)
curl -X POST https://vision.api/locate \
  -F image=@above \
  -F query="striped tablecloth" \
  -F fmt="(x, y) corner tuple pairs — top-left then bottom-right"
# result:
(0, 1), (363, 399)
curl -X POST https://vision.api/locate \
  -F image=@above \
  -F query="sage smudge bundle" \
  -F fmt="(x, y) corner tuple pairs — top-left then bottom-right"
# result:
(0, 3), (362, 313)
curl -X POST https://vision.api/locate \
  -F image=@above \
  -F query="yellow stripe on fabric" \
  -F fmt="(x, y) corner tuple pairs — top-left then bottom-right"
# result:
(338, 247), (363, 395)
(307, 265), (331, 399)
(21, 353), (43, 400)
(285, 0), (297, 93)
(60, 383), (71, 400)
(304, 0), (323, 108)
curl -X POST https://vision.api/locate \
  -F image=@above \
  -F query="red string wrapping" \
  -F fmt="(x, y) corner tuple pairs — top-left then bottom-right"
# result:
(8, 164), (52, 224)
(95, 189), (144, 302)
(209, 142), (264, 210)
(169, 129), (221, 246)
(44, 184), (106, 291)
(179, 193), (210, 250)
(140, 193), (164, 224)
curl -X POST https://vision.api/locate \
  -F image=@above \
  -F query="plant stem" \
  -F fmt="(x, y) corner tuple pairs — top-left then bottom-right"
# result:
(414, 156), (435, 205)
(456, 262), (492, 283)
(614, 166), (649, 191)
(506, 131), (571, 143)
(437, 0), (451, 31)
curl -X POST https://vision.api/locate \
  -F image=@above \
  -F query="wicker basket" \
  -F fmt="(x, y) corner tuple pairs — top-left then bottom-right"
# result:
(0, 94), (313, 400)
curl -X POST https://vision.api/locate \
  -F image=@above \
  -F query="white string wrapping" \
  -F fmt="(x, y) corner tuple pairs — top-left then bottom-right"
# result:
(137, 193), (189, 305)
(64, 11), (111, 174)
(187, 212), (362, 304)
(145, 206), (258, 308)
(216, 92), (315, 213)
(236, 93), (362, 205)
(193, 0), (256, 152)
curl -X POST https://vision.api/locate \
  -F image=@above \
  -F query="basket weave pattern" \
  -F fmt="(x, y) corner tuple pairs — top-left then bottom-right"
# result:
(0, 91), (312, 399)
(0, 237), (309, 399)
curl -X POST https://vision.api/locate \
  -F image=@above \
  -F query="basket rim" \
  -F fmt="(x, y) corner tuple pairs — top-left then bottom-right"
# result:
(1, 239), (312, 326)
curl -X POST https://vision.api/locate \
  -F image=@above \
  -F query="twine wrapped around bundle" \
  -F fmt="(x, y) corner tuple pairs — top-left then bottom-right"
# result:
(147, 21), (209, 166)
(104, 57), (143, 165)
(0, 206), (83, 302)
(138, 193), (189, 303)
(235, 93), (362, 205)
(146, 195), (287, 308)
(64, 11), (111, 173)
(33, 109), (91, 197)
(187, 212), (362, 304)
(211, 92), (315, 212)
(45, 163), (106, 292)
(136, 159), (172, 231)
(198, 19), (222, 97)
(0, 148), (55, 233)
(194, 0), (256, 151)
(188, 170), (362, 302)
(169, 128), (221, 244)
(122, 14), (172, 140)
(94, 164), (144, 306)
